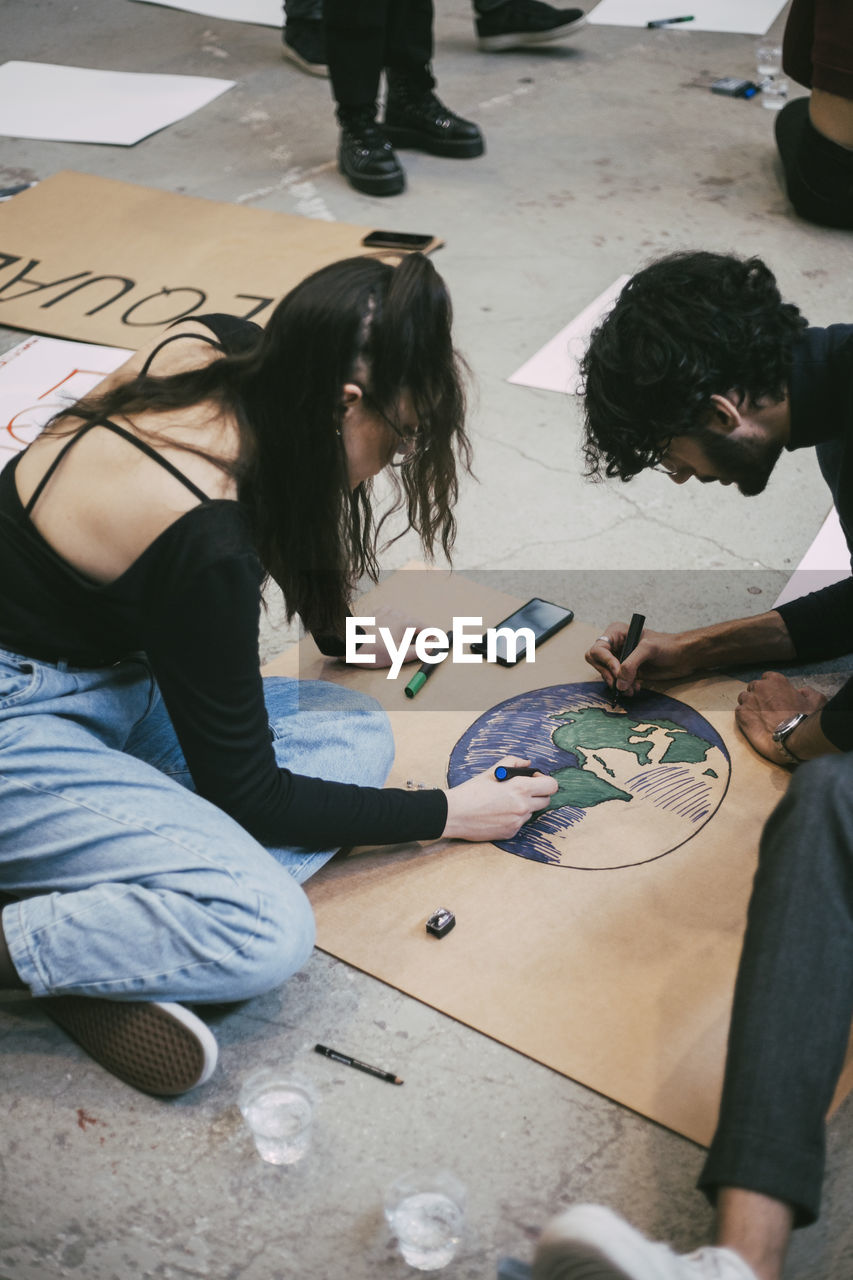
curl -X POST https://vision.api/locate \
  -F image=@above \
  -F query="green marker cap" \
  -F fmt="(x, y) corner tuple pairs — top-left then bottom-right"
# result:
(404, 671), (427, 699)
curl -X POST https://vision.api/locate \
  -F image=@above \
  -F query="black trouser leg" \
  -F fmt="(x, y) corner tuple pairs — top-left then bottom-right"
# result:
(386, 0), (435, 92)
(325, 0), (434, 111)
(698, 755), (853, 1227)
(325, 0), (389, 111)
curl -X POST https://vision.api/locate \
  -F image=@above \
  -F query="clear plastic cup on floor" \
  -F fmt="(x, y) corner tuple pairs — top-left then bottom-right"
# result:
(384, 1169), (466, 1271)
(755, 39), (788, 110)
(238, 1067), (314, 1165)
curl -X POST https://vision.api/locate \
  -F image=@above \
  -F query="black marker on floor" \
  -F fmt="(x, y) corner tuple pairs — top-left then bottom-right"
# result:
(314, 1043), (403, 1085)
(611, 612), (646, 707)
(647, 15), (694, 27)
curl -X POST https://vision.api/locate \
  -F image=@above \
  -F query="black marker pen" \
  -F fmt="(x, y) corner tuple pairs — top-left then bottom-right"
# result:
(647, 15), (694, 27)
(611, 612), (646, 707)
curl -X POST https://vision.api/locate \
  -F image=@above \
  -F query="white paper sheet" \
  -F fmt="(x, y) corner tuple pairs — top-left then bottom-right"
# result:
(0, 62), (234, 145)
(773, 509), (851, 608)
(588, 0), (787, 35)
(132, 0), (282, 26)
(0, 336), (131, 474)
(508, 275), (630, 395)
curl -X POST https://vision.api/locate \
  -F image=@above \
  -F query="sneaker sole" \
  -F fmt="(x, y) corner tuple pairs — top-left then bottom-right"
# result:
(42, 997), (218, 1096)
(338, 158), (406, 196)
(478, 15), (587, 51)
(281, 44), (329, 78)
(381, 125), (485, 159)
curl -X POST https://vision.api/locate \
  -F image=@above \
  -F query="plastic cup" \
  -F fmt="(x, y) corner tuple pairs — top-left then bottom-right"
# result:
(755, 40), (788, 110)
(237, 1068), (314, 1166)
(755, 39), (782, 79)
(384, 1169), (466, 1271)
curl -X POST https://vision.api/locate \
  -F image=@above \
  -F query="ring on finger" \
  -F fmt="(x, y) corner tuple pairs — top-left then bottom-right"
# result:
(596, 635), (611, 646)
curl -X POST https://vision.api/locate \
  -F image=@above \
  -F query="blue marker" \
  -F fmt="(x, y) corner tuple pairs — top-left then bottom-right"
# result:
(494, 766), (540, 781)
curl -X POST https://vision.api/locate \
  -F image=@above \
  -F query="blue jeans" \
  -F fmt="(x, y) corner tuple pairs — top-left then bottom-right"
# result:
(0, 648), (394, 1004)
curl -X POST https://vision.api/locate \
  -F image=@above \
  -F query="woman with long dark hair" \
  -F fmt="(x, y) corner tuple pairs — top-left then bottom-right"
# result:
(0, 254), (555, 1095)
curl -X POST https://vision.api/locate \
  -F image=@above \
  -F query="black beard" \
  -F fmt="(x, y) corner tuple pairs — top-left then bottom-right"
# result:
(695, 427), (784, 496)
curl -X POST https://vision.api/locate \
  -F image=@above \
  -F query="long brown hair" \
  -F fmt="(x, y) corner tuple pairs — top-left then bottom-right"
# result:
(50, 254), (471, 634)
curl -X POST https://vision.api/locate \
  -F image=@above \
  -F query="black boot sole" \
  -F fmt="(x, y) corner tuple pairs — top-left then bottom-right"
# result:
(382, 124), (485, 159)
(338, 155), (406, 196)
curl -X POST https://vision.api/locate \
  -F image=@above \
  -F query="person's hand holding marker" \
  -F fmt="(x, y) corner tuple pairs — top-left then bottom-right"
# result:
(585, 622), (699, 698)
(441, 757), (557, 841)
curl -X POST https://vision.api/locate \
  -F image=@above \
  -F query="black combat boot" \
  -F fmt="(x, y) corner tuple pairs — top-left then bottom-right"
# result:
(383, 71), (485, 158)
(337, 105), (406, 196)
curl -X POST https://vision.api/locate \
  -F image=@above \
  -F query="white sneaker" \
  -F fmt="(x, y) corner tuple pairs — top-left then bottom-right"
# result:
(532, 1205), (759, 1280)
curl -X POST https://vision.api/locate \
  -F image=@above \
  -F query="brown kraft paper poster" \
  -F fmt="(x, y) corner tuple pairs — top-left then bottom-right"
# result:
(263, 573), (853, 1146)
(0, 171), (441, 349)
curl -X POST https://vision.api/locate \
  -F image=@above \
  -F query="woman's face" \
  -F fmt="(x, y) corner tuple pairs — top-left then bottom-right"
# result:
(339, 383), (420, 489)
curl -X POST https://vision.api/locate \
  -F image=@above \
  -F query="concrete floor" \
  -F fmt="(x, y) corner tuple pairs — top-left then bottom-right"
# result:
(3, 1), (853, 1277)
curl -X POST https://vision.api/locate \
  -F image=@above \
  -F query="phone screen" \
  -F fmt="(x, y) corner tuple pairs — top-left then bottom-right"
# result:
(479, 598), (574, 665)
(361, 230), (434, 250)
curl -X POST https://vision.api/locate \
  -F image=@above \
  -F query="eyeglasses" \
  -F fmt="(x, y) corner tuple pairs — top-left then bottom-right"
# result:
(363, 393), (427, 468)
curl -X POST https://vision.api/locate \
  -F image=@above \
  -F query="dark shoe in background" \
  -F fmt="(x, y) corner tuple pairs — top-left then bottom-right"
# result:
(476, 1), (586, 52)
(338, 108), (406, 196)
(282, 18), (329, 77)
(775, 96), (853, 230)
(383, 74), (485, 158)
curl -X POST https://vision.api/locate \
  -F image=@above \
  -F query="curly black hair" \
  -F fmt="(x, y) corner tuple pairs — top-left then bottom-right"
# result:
(581, 251), (808, 481)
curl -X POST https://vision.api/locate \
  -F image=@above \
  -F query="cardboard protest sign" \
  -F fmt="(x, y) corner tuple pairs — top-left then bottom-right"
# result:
(264, 568), (853, 1144)
(0, 172), (441, 349)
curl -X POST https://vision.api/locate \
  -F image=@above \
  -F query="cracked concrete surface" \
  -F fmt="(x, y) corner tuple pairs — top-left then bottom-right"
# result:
(2, 2), (853, 1278)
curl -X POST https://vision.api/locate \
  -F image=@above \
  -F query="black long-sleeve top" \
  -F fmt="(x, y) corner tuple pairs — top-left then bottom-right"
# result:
(774, 325), (853, 748)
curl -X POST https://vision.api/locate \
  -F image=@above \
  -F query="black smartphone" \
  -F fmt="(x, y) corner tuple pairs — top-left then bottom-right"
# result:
(471, 598), (574, 666)
(361, 229), (435, 250)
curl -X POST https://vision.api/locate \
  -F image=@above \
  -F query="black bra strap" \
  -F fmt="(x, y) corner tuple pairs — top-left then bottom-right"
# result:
(24, 422), (98, 516)
(140, 331), (225, 377)
(25, 417), (210, 515)
(89, 420), (211, 502)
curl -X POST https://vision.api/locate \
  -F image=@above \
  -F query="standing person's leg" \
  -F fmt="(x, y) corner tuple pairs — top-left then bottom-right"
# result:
(472, 1), (587, 54)
(383, 0), (485, 158)
(282, 0), (328, 78)
(530, 753), (853, 1280)
(325, 0), (406, 196)
(774, 0), (853, 228)
(0, 654), (315, 1095)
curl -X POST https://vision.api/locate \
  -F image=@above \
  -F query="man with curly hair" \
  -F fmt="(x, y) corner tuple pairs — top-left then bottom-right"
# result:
(530, 251), (853, 1280)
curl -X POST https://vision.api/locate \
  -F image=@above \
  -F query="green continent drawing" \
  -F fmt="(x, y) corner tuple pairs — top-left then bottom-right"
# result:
(546, 706), (714, 812)
(549, 765), (631, 809)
